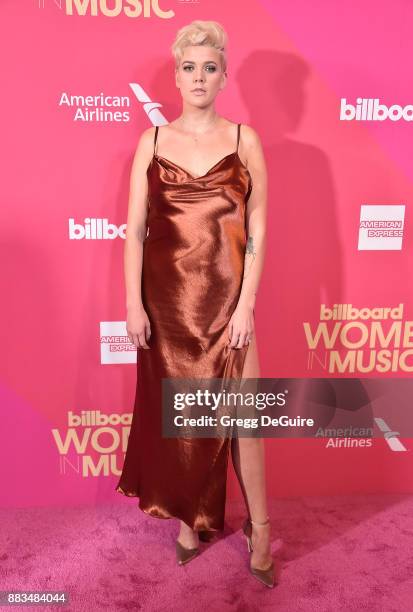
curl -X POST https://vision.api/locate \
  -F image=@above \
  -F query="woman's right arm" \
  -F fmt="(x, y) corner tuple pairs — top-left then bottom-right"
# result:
(125, 126), (156, 349)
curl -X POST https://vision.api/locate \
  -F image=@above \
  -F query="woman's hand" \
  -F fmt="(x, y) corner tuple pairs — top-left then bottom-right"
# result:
(227, 302), (255, 349)
(127, 304), (151, 349)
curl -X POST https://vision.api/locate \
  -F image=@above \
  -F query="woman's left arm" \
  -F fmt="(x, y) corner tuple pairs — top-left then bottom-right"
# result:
(228, 126), (267, 349)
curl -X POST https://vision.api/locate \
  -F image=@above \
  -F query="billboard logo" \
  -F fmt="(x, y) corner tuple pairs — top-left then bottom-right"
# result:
(69, 218), (127, 240)
(340, 98), (413, 121)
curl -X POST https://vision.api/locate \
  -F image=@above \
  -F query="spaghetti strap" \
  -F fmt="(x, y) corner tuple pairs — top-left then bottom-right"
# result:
(236, 123), (241, 153)
(154, 125), (159, 155)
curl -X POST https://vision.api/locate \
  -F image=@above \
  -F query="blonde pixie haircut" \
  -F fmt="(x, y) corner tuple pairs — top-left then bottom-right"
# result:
(171, 20), (228, 72)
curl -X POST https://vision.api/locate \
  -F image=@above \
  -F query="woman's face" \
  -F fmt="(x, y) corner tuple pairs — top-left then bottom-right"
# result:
(175, 45), (227, 106)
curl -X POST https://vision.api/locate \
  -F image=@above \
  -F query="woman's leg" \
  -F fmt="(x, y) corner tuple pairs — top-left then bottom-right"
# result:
(231, 334), (272, 569)
(177, 336), (270, 555)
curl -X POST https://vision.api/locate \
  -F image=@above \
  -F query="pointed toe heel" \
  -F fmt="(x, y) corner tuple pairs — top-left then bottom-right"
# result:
(242, 517), (276, 588)
(175, 538), (199, 565)
(250, 558), (276, 588)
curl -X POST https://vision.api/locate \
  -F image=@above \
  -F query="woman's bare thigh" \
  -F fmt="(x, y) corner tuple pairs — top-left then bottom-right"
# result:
(232, 332), (261, 426)
(241, 332), (260, 379)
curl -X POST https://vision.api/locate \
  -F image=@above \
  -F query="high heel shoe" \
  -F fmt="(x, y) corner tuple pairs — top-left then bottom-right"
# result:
(175, 537), (199, 565)
(242, 517), (276, 588)
(176, 528), (216, 564)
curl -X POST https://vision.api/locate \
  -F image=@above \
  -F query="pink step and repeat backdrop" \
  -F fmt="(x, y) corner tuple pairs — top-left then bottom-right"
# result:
(1, 1), (413, 509)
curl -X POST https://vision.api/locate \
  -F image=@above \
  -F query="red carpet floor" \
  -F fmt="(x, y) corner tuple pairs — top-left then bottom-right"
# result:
(1, 493), (412, 611)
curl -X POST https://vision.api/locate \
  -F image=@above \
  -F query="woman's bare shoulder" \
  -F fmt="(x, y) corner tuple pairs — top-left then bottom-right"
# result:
(238, 123), (266, 179)
(139, 125), (157, 148)
(239, 123), (262, 148)
(129, 126), (157, 174)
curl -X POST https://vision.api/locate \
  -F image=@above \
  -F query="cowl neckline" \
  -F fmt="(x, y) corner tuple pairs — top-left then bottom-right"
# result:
(152, 151), (251, 183)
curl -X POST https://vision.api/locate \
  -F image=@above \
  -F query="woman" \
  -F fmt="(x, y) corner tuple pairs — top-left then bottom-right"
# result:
(115, 20), (274, 587)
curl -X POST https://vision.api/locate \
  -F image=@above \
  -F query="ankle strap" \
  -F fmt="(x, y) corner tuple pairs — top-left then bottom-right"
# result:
(250, 516), (270, 525)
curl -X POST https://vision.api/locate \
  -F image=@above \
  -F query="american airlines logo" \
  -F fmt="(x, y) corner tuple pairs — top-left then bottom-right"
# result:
(69, 218), (126, 240)
(129, 82), (168, 127)
(340, 98), (413, 121)
(358, 205), (405, 250)
(374, 418), (408, 452)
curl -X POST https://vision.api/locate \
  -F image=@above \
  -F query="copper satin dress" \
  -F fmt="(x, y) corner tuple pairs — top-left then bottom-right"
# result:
(115, 123), (253, 533)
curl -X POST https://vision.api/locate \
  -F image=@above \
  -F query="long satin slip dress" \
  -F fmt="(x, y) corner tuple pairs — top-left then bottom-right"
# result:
(115, 122), (253, 534)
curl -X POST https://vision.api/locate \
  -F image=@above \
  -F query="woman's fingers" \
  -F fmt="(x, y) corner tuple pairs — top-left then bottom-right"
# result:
(227, 318), (255, 349)
(237, 332), (248, 348)
(227, 319), (234, 343)
(128, 328), (151, 349)
(138, 331), (150, 349)
(233, 328), (254, 349)
(245, 329), (254, 345)
(230, 331), (247, 349)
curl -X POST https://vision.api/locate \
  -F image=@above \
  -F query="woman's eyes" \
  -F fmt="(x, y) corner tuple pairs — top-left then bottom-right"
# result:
(183, 65), (216, 72)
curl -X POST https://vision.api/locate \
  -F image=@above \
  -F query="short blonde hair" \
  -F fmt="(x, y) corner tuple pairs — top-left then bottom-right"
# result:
(171, 20), (228, 72)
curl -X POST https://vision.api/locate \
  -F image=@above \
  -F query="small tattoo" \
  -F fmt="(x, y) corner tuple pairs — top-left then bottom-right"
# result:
(246, 236), (255, 254)
(244, 236), (256, 278)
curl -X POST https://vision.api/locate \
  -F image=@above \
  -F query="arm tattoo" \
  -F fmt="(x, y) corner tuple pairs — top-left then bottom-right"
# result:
(244, 235), (256, 277)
